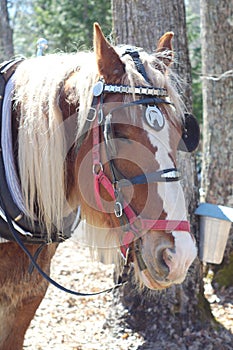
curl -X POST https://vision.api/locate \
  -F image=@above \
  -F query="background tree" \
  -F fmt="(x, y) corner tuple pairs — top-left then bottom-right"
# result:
(0, 0), (14, 61)
(186, 3), (202, 123)
(111, 0), (232, 347)
(12, 0), (111, 56)
(200, 0), (233, 287)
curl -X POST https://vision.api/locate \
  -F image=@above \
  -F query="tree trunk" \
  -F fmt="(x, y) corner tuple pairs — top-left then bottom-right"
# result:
(112, 0), (192, 109)
(0, 0), (14, 62)
(200, 0), (233, 285)
(111, 0), (216, 344)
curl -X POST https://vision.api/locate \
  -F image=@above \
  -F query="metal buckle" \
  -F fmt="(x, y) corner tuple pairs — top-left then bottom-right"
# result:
(114, 201), (123, 217)
(98, 108), (103, 124)
(87, 107), (97, 122)
(92, 162), (103, 175)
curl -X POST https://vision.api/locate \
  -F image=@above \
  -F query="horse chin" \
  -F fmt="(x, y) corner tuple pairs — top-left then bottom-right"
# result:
(132, 247), (174, 290)
(139, 268), (172, 290)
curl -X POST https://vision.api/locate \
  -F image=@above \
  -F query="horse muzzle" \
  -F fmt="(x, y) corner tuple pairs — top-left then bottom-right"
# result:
(134, 230), (197, 290)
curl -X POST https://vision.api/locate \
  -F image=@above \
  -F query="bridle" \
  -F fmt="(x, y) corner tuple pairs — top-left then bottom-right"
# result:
(90, 77), (190, 259)
(88, 48), (191, 261)
(0, 50), (191, 297)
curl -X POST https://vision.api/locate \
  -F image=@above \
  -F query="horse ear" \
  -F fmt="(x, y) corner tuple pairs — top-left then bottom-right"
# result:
(94, 22), (125, 82)
(156, 32), (174, 67)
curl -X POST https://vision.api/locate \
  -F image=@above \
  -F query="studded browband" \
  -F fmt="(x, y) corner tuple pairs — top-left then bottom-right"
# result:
(93, 80), (168, 98)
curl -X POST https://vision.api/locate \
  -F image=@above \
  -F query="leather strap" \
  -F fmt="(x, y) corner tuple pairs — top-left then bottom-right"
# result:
(91, 93), (190, 258)
(123, 48), (151, 84)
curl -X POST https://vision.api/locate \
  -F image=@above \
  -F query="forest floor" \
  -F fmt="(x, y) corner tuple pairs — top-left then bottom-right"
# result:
(23, 240), (233, 350)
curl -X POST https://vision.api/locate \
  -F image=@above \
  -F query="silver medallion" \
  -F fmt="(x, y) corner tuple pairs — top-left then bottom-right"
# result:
(93, 81), (104, 96)
(145, 106), (165, 131)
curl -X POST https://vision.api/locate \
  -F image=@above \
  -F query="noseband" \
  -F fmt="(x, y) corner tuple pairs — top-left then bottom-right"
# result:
(90, 71), (190, 258)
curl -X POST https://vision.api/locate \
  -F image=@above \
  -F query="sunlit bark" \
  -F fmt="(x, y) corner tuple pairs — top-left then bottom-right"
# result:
(0, 0), (14, 61)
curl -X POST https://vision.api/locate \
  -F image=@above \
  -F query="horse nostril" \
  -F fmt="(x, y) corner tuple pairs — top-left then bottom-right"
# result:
(156, 248), (170, 278)
(162, 247), (176, 271)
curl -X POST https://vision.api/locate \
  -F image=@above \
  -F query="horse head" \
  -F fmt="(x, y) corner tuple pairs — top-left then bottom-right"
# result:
(73, 24), (197, 290)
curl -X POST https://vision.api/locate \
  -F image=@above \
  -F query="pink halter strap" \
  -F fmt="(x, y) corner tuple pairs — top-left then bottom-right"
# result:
(91, 108), (190, 257)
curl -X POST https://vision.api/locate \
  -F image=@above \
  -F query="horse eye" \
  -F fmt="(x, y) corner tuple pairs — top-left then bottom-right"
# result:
(114, 131), (132, 143)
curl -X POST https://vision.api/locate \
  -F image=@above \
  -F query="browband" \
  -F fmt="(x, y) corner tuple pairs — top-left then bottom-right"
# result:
(93, 80), (168, 98)
(104, 84), (168, 96)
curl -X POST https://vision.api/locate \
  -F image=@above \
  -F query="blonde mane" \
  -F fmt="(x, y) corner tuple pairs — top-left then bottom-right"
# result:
(14, 53), (98, 235)
(13, 48), (184, 249)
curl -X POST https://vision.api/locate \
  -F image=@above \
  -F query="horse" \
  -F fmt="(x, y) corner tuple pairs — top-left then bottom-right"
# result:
(0, 23), (199, 349)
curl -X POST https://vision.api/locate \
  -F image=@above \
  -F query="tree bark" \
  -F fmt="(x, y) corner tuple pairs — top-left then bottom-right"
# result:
(200, 1), (233, 281)
(111, 0), (214, 342)
(0, 0), (14, 61)
(112, 0), (192, 109)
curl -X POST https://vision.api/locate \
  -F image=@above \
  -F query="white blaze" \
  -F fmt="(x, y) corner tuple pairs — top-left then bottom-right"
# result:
(143, 119), (197, 281)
